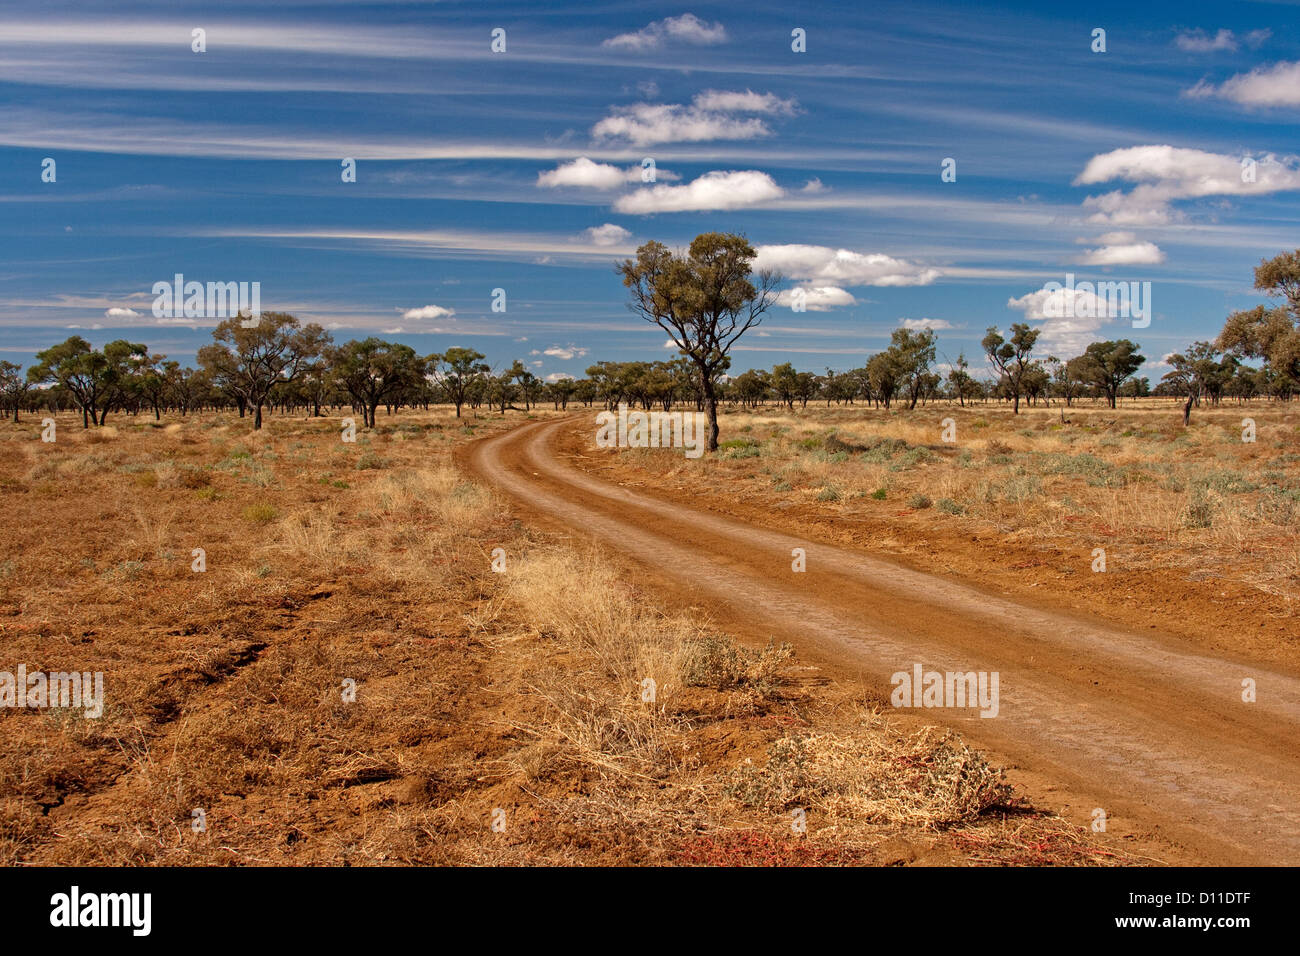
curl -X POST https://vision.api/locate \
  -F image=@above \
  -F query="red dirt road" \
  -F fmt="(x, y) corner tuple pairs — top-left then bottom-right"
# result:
(465, 416), (1300, 865)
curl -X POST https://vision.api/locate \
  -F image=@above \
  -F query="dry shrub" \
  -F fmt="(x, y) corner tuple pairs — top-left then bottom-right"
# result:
(728, 713), (1011, 828)
(81, 426), (119, 444)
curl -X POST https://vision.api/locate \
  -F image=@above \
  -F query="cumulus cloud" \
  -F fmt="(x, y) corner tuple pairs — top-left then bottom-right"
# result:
(1007, 282), (1135, 355)
(400, 304), (455, 320)
(537, 157), (676, 189)
(592, 89), (797, 146)
(1186, 60), (1300, 106)
(753, 244), (941, 287)
(582, 223), (632, 246)
(614, 169), (783, 213)
(545, 372), (575, 382)
(1077, 232), (1166, 265)
(542, 345), (589, 361)
(1174, 27), (1270, 53)
(775, 286), (857, 311)
(1074, 145), (1300, 224)
(899, 317), (952, 330)
(104, 307), (140, 319)
(603, 13), (727, 51)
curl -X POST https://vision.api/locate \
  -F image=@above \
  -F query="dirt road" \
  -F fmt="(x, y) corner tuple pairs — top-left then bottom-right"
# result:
(465, 416), (1300, 864)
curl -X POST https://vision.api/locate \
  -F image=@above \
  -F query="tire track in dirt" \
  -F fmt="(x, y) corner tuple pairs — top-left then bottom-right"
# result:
(464, 416), (1300, 865)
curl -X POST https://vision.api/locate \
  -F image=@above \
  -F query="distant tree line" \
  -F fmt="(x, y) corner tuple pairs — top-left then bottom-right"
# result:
(2, 249), (1296, 431)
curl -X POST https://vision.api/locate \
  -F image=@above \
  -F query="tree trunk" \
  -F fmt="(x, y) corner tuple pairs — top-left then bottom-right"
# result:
(254, 404), (264, 429)
(700, 370), (719, 451)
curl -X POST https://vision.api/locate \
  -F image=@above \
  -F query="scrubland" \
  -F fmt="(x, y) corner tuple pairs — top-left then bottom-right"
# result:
(0, 407), (1162, 864)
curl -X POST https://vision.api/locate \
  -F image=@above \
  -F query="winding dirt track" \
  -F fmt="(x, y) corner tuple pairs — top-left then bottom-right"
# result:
(465, 416), (1300, 865)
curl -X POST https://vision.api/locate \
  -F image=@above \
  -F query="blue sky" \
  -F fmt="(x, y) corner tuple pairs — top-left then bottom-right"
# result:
(1, 0), (1298, 383)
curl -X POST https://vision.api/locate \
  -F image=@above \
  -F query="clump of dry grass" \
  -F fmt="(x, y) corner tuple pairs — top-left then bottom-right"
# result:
(727, 713), (1012, 828)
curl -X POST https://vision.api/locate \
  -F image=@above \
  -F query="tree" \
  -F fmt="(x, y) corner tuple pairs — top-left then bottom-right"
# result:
(619, 233), (780, 451)
(0, 361), (30, 423)
(947, 353), (978, 407)
(198, 313), (330, 429)
(429, 348), (488, 418)
(135, 353), (170, 420)
(1218, 250), (1300, 398)
(1070, 340), (1145, 409)
(982, 323), (1040, 414)
(331, 338), (425, 428)
(1163, 342), (1228, 426)
(887, 328), (937, 409)
(29, 335), (145, 428)
(770, 362), (799, 409)
(865, 351), (901, 409)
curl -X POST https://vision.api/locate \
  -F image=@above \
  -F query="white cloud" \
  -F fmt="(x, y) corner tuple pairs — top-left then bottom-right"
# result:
(382, 326), (404, 334)
(753, 244), (941, 286)
(899, 317), (952, 330)
(592, 90), (797, 147)
(543, 345), (589, 361)
(1007, 284), (1129, 354)
(104, 307), (140, 319)
(537, 157), (676, 189)
(1175, 29), (1238, 52)
(603, 13), (727, 51)
(801, 178), (827, 193)
(1074, 145), (1300, 224)
(1077, 232), (1166, 265)
(614, 170), (783, 213)
(583, 223), (631, 246)
(775, 286), (857, 311)
(691, 90), (797, 115)
(1174, 28), (1270, 53)
(545, 372), (575, 382)
(401, 304), (455, 320)
(1186, 60), (1300, 106)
